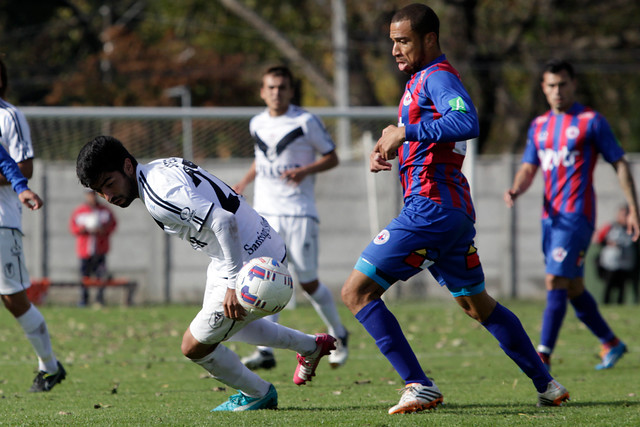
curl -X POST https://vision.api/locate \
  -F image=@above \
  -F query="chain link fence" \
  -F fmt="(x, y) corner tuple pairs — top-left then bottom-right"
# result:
(23, 107), (398, 162)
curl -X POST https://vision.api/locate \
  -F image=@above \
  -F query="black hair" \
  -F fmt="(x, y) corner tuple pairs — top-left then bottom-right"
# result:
(76, 136), (138, 188)
(542, 59), (576, 80)
(264, 65), (295, 87)
(391, 3), (440, 42)
(262, 65), (301, 105)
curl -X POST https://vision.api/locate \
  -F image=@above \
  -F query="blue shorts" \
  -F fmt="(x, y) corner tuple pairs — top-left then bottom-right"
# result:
(542, 214), (593, 278)
(356, 196), (485, 296)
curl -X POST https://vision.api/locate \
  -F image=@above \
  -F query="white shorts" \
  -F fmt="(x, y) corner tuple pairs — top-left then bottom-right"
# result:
(189, 229), (287, 345)
(0, 228), (31, 295)
(262, 215), (319, 283)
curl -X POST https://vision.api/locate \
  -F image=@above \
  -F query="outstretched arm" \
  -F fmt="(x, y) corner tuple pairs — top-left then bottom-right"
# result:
(504, 162), (538, 208)
(612, 157), (640, 241)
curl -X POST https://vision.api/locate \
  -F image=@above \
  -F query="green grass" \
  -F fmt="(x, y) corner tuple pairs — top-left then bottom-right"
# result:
(0, 300), (638, 426)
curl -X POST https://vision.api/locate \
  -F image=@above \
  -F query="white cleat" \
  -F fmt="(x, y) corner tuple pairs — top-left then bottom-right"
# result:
(388, 382), (443, 414)
(537, 379), (570, 407)
(328, 331), (349, 368)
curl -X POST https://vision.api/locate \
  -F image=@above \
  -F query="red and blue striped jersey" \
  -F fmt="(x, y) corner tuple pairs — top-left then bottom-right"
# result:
(522, 102), (624, 225)
(398, 55), (479, 220)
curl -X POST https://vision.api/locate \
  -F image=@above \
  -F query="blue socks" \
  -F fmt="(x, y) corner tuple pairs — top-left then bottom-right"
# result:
(356, 299), (553, 393)
(570, 290), (615, 344)
(539, 289), (568, 354)
(540, 289), (615, 353)
(355, 299), (432, 386)
(482, 303), (552, 393)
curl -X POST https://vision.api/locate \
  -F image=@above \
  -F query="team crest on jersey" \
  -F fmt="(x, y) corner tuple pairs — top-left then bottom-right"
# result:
(373, 229), (390, 245)
(537, 131), (548, 144)
(552, 247), (568, 263)
(180, 207), (195, 222)
(402, 91), (412, 106)
(210, 311), (225, 329)
(576, 250), (585, 267)
(565, 126), (580, 140)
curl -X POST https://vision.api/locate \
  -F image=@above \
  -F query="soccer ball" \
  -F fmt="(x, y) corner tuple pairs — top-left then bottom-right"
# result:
(236, 257), (293, 316)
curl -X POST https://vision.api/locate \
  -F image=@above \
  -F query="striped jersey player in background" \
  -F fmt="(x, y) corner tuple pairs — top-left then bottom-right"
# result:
(76, 136), (336, 412)
(504, 59), (639, 371)
(234, 65), (349, 370)
(1, 56), (66, 393)
(340, 3), (569, 414)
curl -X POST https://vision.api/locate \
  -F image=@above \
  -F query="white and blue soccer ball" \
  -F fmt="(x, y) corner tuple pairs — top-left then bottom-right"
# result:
(236, 257), (293, 316)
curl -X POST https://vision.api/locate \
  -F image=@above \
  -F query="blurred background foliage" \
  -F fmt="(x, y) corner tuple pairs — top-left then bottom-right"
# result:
(1, 0), (639, 154)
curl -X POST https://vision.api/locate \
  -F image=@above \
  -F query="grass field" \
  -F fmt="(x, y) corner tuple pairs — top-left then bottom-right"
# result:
(0, 299), (638, 426)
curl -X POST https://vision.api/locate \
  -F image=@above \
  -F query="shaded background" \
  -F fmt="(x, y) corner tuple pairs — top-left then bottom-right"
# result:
(2, 0), (639, 305)
(2, 0), (639, 155)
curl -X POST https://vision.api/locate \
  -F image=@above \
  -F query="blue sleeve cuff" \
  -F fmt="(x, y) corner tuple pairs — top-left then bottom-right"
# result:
(12, 178), (29, 195)
(404, 124), (419, 142)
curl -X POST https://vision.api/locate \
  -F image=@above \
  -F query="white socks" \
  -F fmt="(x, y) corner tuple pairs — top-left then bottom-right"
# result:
(192, 344), (270, 398)
(16, 305), (57, 373)
(305, 283), (346, 338)
(229, 318), (316, 355)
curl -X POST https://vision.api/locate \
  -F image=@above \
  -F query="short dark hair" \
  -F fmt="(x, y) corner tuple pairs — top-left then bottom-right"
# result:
(542, 59), (575, 80)
(0, 56), (7, 99)
(263, 65), (294, 87)
(76, 136), (138, 188)
(391, 3), (440, 42)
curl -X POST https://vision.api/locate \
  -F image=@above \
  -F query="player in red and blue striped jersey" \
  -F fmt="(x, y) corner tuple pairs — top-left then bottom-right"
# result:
(341, 3), (569, 414)
(505, 59), (639, 372)
(398, 58), (477, 218)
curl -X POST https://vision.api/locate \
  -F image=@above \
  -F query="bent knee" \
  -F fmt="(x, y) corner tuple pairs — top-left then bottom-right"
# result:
(341, 270), (384, 314)
(181, 338), (197, 359)
(181, 328), (216, 359)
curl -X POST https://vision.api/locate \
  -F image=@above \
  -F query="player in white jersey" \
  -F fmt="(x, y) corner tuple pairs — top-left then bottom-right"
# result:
(234, 66), (348, 370)
(76, 136), (337, 412)
(0, 57), (66, 393)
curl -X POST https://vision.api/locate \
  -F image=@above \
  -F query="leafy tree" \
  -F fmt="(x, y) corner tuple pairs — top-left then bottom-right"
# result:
(1, 0), (639, 152)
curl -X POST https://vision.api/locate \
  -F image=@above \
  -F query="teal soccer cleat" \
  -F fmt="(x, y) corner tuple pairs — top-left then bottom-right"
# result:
(211, 384), (278, 412)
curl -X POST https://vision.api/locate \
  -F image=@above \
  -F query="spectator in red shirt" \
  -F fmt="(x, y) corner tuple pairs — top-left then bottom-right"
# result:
(69, 190), (117, 306)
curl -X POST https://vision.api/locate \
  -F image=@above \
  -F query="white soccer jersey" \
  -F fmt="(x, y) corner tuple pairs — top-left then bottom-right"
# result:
(250, 104), (336, 219)
(0, 99), (34, 231)
(136, 158), (285, 289)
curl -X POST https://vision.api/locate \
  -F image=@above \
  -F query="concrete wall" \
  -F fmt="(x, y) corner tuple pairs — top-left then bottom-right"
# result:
(24, 154), (639, 304)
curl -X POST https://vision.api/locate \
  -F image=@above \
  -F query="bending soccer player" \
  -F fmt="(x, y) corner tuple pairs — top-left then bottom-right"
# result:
(76, 136), (335, 412)
(341, 3), (569, 414)
(504, 59), (637, 371)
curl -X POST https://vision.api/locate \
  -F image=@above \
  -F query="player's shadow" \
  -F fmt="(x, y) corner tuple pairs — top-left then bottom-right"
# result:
(441, 399), (640, 415)
(282, 400), (640, 414)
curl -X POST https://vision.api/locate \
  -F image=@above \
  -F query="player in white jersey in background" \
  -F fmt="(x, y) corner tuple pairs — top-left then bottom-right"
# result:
(76, 136), (336, 412)
(234, 66), (349, 370)
(0, 57), (66, 392)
